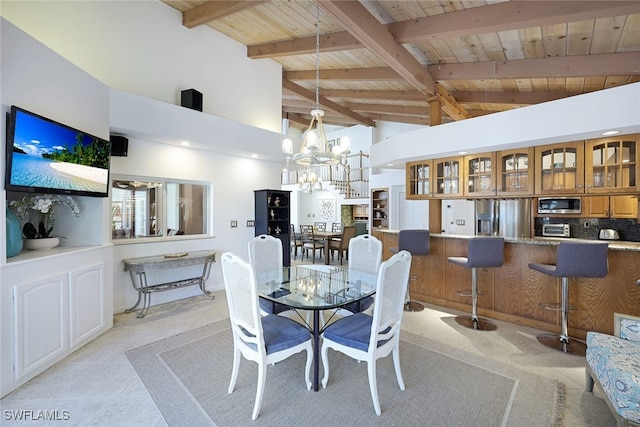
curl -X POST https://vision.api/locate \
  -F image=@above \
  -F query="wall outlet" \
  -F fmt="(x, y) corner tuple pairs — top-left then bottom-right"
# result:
(456, 219), (465, 226)
(584, 221), (590, 228)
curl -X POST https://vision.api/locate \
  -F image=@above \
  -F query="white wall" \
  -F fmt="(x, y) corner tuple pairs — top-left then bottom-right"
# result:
(0, 0), (283, 132)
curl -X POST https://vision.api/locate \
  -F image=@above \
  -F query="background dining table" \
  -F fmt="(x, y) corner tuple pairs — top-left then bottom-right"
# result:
(311, 230), (342, 265)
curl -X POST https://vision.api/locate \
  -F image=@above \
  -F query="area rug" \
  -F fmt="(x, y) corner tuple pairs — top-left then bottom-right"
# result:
(126, 320), (564, 426)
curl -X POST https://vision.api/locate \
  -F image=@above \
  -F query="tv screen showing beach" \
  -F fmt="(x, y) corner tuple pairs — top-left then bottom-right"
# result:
(6, 106), (110, 197)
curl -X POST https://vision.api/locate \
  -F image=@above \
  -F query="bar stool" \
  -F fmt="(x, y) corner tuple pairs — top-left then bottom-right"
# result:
(528, 241), (608, 355)
(390, 229), (429, 312)
(448, 236), (504, 331)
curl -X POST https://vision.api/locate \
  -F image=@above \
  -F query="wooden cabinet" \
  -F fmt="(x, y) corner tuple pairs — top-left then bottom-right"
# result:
(254, 189), (291, 266)
(496, 148), (535, 196)
(433, 157), (464, 198)
(585, 134), (639, 194)
(406, 160), (432, 199)
(352, 204), (368, 222)
(371, 188), (389, 229)
(463, 153), (496, 197)
(583, 195), (639, 218)
(535, 141), (584, 194)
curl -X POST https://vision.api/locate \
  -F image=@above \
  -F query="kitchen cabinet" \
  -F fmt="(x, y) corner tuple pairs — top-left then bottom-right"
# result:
(496, 148), (535, 196)
(463, 153), (495, 197)
(371, 188), (389, 229)
(352, 204), (369, 221)
(406, 160), (432, 199)
(583, 195), (639, 218)
(585, 134), (639, 194)
(535, 142), (584, 194)
(433, 157), (464, 198)
(254, 189), (291, 266)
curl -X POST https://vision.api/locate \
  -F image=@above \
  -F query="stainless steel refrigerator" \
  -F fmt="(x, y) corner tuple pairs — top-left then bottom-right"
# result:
(475, 199), (531, 238)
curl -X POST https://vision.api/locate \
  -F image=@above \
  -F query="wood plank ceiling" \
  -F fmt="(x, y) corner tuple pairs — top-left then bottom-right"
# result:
(162, 0), (640, 130)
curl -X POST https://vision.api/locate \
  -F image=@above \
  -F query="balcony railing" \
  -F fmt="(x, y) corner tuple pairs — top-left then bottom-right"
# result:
(282, 151), (369, 199)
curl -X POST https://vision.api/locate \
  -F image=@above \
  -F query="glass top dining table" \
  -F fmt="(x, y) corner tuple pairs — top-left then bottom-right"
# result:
(255, 264), (378, 391)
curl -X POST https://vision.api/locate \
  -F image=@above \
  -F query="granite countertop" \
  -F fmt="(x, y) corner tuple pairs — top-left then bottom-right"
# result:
(374, 229), (640, 251)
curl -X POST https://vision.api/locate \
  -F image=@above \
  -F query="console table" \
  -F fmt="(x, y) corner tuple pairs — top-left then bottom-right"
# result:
(123, 250), (216, 318)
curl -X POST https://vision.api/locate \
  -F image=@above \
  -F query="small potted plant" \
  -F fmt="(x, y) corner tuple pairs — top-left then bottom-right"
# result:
(9, 194), (80, 250)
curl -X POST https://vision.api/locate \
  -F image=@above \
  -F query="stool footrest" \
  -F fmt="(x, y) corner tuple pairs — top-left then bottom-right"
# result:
(456, 289), (485, 297)
(540, 302), (576, 311)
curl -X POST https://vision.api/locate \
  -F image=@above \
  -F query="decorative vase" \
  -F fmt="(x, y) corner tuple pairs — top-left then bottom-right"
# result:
(24, 237), (60, 250)
(6, 207), (23, 257)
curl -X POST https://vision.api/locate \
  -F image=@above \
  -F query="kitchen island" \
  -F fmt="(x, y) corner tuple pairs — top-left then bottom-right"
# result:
(373, 229), (640, 338)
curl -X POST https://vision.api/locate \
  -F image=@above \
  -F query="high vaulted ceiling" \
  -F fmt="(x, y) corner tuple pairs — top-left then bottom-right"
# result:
(162, 0), (640, 131)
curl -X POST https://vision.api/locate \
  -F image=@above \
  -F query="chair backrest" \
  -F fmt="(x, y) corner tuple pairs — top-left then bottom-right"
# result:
(556, 241), (609, 278)
(249, 234), (283, 272)
(300, 224), (314, 241)
(397, 229), (430, 255)
(314, 222), (327, 231)
(221, 252), (264, 354)
(369, 250), (412, 349)
(332, 222), (343, 232)
(349, 234), (382, 274)
(339, 225), (357, 250)
(466, 236), (505, 268)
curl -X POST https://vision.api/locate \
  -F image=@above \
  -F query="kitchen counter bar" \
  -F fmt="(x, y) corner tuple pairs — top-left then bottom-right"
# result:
(373, 230), (640, 337)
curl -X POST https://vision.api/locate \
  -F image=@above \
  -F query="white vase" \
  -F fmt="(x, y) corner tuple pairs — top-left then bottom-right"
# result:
(24, 237), (60, 250)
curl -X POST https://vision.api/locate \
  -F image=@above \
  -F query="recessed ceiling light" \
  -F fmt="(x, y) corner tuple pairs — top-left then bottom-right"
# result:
(601, 130), (620, 136)
(181, 141), (190, 147)
(458, 151), (468, 155)
(387, 163), (394, 166)
(251, 154), (258, 158)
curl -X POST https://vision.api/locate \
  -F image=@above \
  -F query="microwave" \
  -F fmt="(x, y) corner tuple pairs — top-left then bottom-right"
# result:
(537, 197), (581, 214)
(542, 223), (571, 238)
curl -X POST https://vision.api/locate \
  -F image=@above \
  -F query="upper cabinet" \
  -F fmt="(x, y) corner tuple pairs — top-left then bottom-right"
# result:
(406, 160), (432, 199)
(463, 153), (496, 197)
(535, 142), (584, 194)
(433, 157), (464, 198)
(496, 148), (535, 196)
(585, 134), (639, 194)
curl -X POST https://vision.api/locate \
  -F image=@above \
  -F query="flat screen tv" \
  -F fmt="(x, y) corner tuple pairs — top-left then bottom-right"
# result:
(5, 105), (111, 197)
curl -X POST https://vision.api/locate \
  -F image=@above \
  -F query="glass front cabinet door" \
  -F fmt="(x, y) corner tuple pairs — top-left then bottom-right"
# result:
(496, 148), (534, 196)
(406, 160), (431, 199)
(464, 153), (495, 197)
(585, 134), (639, 194)
(534, 142), (584, 194)
(434, 157), (463, 198)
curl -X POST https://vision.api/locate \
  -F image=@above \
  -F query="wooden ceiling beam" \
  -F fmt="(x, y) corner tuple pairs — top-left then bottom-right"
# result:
(344, 102), (429, 117)
(316, 0), (436, 96)
(246, 1), (638, 59)
(285, 67), (401, 81)
(429, 52), (640, 80)
(320, 90), (579, 104)
(282, 79), (375, 127)
(436, 84), (471, 121)
(389, 1), (640, 43)
(182, 1), (267, 29)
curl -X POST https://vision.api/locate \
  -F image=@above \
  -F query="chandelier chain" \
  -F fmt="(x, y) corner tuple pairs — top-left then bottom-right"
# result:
(315, 3), (320, 111)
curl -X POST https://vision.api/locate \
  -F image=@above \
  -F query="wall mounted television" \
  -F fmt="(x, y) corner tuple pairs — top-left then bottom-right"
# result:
(5, 105), (111, 198)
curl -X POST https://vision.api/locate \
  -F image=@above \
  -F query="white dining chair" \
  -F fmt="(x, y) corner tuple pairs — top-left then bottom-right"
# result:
(248, 234), (292, 316)
(320, 250), (412, 415)
(342, 234), (382, 314)
(221, 252), (312, 420)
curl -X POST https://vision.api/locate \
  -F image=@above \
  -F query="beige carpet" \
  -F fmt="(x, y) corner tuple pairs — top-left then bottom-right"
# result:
(126, 319), (564, 426)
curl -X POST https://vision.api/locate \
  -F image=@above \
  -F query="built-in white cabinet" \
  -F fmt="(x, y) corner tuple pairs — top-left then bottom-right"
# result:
(1, 249), (112, 397)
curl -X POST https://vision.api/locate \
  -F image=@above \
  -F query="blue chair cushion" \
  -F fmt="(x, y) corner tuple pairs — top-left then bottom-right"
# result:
(259, 289), (292, 315)
(323, 312), (373, 352)
(586, 331), (640, 423)
(343, 296), (374, 314)
(262, 314), (310, 355)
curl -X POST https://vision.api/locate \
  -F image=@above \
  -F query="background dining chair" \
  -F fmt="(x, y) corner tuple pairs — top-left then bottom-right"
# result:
(314, 221), (327, 231)
(249, 234), (292, 316)
(341, 234), (382, 314)
(300, 224), (324, 263)
(329, 225), (356, 265)
(221, 252), (312, 420)
(320, 250), (412, 416)
(331, 222), (343, 233)
(290, 223), (303, 260)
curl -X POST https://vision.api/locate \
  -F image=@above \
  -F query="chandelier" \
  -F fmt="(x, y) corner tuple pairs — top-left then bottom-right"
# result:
(282, 3), (350, 167)
(298, 166), (323, 193)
